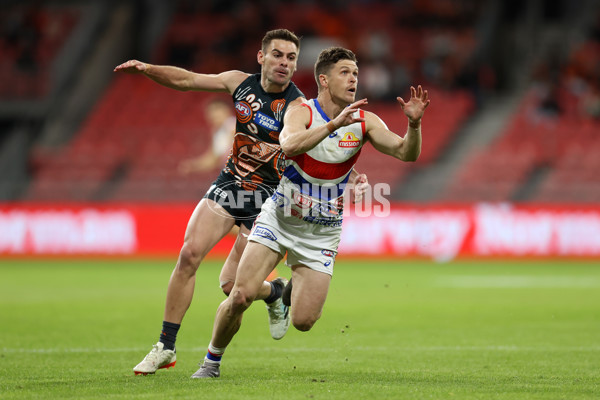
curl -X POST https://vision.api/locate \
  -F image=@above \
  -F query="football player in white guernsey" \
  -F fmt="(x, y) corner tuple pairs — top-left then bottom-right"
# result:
(191, 47), (429, 378)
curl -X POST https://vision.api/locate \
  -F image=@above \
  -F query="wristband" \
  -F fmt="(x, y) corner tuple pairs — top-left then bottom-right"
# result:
(326, 121), (336, 133)
(408, 120), (421, 129)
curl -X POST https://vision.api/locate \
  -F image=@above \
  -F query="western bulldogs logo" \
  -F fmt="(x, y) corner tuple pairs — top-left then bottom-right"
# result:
(235, 101), (253, 123)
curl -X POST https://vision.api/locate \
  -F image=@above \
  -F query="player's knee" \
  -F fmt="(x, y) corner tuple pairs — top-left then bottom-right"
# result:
(177, 243), (205, 273)
(221, 281), (234, 296)
(229, 287), (254, 313)
(292, 314), (320, 332)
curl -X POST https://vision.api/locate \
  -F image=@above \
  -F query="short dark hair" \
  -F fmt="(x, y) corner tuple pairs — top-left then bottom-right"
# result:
(262, 29), (301, 52)
(314, 47), (357, 88)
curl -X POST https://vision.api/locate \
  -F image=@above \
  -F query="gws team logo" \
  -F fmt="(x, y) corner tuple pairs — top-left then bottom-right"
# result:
(253, 226), (277, 241)
(338, 132), (361, 148)
(235, 101), (253, 123)
(271, 99), (286, 121)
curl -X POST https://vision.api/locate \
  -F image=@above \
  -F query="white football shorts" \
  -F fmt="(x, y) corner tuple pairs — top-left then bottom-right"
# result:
(248, 198), (341, 276)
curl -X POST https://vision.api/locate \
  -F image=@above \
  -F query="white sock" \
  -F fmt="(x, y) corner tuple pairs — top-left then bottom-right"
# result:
(204, 342), (226, 365)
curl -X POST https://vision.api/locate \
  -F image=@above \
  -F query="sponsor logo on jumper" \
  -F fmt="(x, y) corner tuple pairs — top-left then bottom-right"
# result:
(253, 226), (277, 241)
(338, 132), (360, 148)
(235, 101), (253, 123)
(255, 98), (267, 108)
(254, 111), (281, 131)
(293, 192), (312, 209)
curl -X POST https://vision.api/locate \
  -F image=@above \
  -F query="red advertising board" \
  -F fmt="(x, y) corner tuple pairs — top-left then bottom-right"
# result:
(1, 203), (599, 259)
(340, 203), (600, 259)
(0, 203), (234, 257)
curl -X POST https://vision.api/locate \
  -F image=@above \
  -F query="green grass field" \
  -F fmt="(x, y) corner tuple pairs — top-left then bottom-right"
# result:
(0, 257), (599, 399)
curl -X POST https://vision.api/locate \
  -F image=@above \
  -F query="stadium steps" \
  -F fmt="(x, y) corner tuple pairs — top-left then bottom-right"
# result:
(36, 3), (136, 149)
(511, 165), (551, 202)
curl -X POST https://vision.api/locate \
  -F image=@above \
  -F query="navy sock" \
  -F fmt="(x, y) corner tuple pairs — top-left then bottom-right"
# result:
(263, 281), (282, 304)
(282, 277), (292, 307)
(159, 321), (180, 351)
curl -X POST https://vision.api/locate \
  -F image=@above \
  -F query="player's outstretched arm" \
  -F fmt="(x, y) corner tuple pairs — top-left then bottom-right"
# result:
(113, 60), (248, 94)
(280, 98), (368, 157)
(366, 85), (430, 162)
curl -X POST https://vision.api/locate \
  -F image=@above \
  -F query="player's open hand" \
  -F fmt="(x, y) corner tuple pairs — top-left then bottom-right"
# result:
(331, 98), (368, 129)
(351, 173), (369, 204)
(397, 86), (430, 124)
(114, 60), (148, 74)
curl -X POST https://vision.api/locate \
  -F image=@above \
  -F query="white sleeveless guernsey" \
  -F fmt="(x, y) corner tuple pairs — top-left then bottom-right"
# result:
(279, 98), (366, 225)
(248, 98), (367, 274)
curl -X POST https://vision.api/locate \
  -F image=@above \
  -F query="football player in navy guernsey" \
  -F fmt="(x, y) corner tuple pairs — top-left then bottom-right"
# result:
(115, 30), (369, 375)
(191, 47), (429, 378)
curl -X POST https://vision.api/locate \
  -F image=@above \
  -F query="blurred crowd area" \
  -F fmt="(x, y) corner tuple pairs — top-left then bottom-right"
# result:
(528, 14), (600, 123)
(158, 0), (489, 102)
(0, 0), (490, 103)
(0, 2), (79, 98)
(1, 0), (600, 203)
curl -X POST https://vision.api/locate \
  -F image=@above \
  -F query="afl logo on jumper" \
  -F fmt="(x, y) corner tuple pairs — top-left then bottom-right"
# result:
(235, 101), (253, 123)
(339, 132), (360, 148)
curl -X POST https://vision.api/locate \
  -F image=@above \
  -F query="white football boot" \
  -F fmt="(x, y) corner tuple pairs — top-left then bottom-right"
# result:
(133, 342), (176, 375)
(266, 277), (290, 340)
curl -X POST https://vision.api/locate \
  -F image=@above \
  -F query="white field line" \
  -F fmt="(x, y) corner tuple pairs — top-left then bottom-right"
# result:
(435, 276), (600, 288)
(2, 345), (600, 354)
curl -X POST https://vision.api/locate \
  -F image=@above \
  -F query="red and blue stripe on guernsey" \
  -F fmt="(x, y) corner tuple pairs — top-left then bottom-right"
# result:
(283, 99), (365, 201)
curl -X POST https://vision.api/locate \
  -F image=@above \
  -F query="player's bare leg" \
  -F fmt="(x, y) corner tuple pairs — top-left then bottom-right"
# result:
(289, 265), (331, 332)
(218, 225), (249, 296)
(164, 199), (237, 324)
(133, 199), (235, 375)
(219, 225), (270, 296)
(219, 226), (289, 339)
(191, 243), (283, 378)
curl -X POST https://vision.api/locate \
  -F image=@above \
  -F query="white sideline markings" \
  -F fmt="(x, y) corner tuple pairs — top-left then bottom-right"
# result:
(435, 276), (600, 288)
(3, 345), (599, 354)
